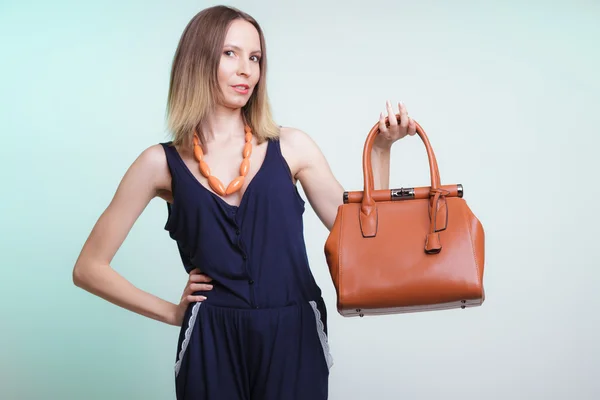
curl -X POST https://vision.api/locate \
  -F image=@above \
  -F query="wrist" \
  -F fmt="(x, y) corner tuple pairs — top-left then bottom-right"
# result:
(372, 141), (392, 154)
(161, 302), (180, 326)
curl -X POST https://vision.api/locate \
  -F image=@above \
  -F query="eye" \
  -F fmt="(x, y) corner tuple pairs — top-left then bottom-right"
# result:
(250, 55), (261, 62)
(224, 50), (234, 57)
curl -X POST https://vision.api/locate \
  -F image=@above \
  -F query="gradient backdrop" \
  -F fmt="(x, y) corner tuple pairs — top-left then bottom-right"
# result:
(1, 1), (599, 399)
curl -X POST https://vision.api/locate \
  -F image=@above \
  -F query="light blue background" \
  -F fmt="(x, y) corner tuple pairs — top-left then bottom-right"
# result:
(1, 1), (599, 399)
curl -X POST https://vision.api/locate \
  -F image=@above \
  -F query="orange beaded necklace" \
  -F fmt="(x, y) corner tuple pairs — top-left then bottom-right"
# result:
(192, 125), (253, 197)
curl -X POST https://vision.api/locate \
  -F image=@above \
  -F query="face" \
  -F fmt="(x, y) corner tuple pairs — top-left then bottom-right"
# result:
(217, 19), (262, 109)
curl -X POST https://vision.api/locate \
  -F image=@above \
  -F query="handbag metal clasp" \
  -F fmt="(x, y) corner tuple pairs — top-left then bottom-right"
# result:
(391, 187), (414, 200)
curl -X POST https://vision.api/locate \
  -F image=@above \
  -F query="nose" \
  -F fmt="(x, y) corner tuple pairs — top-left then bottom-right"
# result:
(237, 57), (251, 77)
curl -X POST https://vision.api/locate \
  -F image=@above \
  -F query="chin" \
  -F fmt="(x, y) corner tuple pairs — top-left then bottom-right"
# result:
(223, 96), (251, 110)
(223, 101), (248, 110)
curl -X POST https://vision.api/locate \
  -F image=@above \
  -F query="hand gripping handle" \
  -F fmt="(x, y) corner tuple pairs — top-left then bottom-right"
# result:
(359, 115), (446, 253)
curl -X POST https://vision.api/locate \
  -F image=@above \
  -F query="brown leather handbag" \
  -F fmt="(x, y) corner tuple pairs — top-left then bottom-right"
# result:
(324, 116), (485, 317)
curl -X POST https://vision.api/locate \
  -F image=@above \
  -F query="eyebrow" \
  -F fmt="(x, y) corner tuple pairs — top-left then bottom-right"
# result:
(225, 44), (262, 54)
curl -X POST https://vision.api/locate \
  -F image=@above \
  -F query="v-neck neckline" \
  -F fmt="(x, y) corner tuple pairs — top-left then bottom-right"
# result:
(170, 139), (271, 209)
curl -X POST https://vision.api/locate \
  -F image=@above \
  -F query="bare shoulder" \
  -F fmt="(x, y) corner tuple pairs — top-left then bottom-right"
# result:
(277, 126), (344, 229)
(138, 143), (169, 174)
(278, 126), (323, 178)
(136, 144), (171, 200)
(124, 143), (172, 201)
(278, 126), (318, 151)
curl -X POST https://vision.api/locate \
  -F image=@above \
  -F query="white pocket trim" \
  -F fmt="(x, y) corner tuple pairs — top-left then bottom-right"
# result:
(309, 300), (334, 370)
(174, 302), (202, 377)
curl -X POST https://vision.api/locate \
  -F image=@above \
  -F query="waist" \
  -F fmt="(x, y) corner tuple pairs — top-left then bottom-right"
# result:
(192, 283), (323, 310)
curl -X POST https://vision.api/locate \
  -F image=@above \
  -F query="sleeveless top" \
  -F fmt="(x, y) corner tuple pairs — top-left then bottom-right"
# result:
(160, 139), (323, 309)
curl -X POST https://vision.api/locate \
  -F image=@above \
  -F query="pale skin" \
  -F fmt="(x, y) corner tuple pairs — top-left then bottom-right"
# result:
(72, 19), (416, 327)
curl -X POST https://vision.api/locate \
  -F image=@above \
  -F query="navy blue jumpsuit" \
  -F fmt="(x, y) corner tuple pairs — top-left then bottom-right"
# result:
(159, 138), (333, 399)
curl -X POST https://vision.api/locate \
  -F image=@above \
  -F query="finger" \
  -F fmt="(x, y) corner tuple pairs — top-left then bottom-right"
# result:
(186, 294), (207, 303)
(189, 274), (205, 282)
(190, 283), (214, 291)
(408, 118), (417, 135)
(378, 112), (387, 133)
(189, 273), (213, 283)
(386, 100), (398, 126)
(189, 268), (202, 275)
(399, 102), (409, 128)
(181, 283), (195, 299)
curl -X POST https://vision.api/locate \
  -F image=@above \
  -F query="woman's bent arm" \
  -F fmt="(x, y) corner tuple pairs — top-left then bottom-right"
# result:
(72, 144), (180, 326)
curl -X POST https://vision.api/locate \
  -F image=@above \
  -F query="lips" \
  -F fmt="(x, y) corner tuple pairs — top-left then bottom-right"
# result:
(231, 84), (250, 94)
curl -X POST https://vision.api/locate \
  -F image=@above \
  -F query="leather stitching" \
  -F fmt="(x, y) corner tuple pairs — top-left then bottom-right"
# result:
(338, 207), (345, 307)
(462, 202), (480, 285)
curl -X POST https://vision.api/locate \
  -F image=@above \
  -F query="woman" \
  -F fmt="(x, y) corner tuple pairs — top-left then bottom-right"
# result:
(72, 5), (415, 399)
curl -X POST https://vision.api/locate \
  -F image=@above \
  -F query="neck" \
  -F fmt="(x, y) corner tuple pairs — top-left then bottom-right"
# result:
(201, 105), (246, 143)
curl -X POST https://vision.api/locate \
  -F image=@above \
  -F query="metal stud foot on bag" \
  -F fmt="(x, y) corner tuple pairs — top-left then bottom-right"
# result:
(356, 308), (364, 317)
(461, 300), (466, 309)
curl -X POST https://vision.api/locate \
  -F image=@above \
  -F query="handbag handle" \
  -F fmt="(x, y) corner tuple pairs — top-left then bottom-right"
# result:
(359, 114), (446, 253)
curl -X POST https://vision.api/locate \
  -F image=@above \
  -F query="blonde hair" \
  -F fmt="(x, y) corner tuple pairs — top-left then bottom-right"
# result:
(166, 5), (279, 148)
